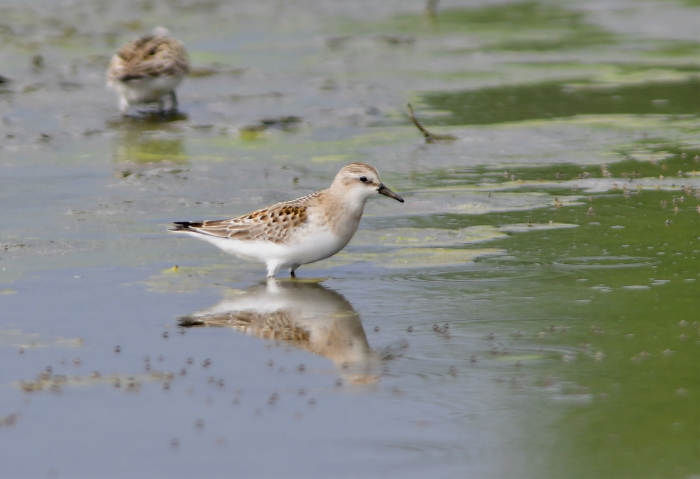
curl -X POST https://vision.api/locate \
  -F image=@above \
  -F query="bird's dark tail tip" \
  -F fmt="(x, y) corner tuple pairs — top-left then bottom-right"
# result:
(169, 221), (203, 232)
(177, 316), (205, 328)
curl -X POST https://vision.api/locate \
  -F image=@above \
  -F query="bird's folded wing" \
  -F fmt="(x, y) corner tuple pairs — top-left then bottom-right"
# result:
(184, 204), (309, 244)
(109, 38), (188, 81)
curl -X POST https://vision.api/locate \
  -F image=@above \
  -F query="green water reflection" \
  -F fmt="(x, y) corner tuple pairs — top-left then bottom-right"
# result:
(412, 145), (699, 477)
(404, 163), (699, 477)
(493, 184), (699, 479)
(410, 5), (700, 465)
(350, 2), (610, 39)
(423, 78), (700, 125)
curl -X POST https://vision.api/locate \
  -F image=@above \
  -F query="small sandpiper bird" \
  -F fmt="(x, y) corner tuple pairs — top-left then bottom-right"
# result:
(107, 28), (189, 115)
(170, 163), (404, 277)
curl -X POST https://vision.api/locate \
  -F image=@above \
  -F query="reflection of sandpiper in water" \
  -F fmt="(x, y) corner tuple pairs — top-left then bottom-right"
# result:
(179, 280), (380, 383)
(110, 127), (187, 172)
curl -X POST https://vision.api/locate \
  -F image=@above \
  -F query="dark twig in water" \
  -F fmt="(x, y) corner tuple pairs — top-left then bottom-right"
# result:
(406, 103), (457, 143)
(425, 0), (439, 20)
(407, 103), (432, 140)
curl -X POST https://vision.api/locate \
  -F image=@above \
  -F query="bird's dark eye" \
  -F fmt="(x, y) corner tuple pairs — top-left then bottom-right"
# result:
(359, 176), (368, 183)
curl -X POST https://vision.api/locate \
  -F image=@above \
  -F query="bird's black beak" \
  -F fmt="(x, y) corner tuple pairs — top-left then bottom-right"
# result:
(378, 183), (404, 203)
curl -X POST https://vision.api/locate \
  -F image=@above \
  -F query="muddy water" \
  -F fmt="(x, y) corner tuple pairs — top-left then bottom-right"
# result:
(1, 1), (699, 478)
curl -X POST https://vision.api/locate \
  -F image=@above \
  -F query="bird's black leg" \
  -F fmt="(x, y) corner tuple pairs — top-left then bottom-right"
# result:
(169, 91), (178, 112)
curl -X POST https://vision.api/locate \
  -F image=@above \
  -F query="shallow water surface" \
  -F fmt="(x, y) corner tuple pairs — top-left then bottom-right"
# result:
(1, 1), (699, 478)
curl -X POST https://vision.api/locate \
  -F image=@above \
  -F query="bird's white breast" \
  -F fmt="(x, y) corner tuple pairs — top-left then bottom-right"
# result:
(179, 224), (348, 269)
(116, 75), (183, 103)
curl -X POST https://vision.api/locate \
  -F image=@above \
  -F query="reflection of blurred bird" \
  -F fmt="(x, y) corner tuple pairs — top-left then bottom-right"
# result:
(107, 28), (189, 115)
(109, 122), (187, 176)
(170, 163), (404, 278)
(179, 280), (379, 382)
